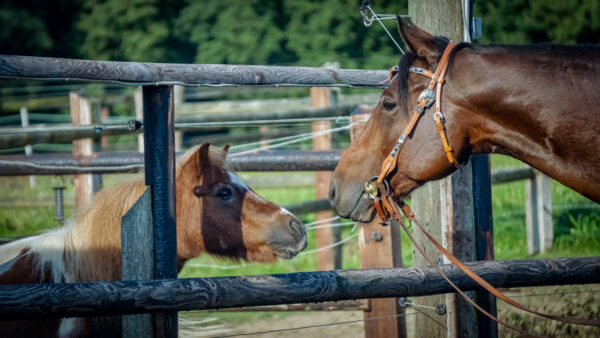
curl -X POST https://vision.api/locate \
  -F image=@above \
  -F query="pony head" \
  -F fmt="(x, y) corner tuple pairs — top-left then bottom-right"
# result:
(176, 143), (307, 264)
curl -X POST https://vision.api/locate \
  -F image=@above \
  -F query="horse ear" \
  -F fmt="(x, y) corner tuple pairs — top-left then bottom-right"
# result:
(197, 143), (211, 169)
(397, 17), (442, 65)
(222, 144), (230, 153)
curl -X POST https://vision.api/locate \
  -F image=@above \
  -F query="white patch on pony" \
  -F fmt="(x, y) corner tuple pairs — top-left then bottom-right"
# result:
(0, 220), (77, 283)
(0, 254), (18, 276)
(28, 220), (76, 283)
(0, 235), (38, 266)
(58, 317), (80, 337)
(279, 207), (293, 217)
(228, 171), (249, 189)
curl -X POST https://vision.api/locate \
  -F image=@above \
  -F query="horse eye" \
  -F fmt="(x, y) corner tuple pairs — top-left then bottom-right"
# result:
(215, 187), (234, 201)
(381, 100), (397, 111)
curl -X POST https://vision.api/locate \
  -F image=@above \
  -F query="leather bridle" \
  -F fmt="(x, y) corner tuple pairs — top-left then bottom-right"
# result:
(362, 42), (600, 336)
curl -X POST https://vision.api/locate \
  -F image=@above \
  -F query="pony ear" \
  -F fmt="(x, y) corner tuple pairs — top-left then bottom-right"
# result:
(222, 144), (230, 153)
(397, 17), (442, 66)
(197, 143), (211, 170)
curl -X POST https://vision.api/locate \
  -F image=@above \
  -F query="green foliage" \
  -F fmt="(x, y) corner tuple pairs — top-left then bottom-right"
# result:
(474, 0), (600, 44)
(175, 0), (407, 68)
(77, 0), (175, 61)
(0, 8), (53, 55)
(555, 213), (600, 252)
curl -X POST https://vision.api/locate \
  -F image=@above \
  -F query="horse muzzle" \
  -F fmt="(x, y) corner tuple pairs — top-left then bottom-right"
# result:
(329, 179), (377, 223)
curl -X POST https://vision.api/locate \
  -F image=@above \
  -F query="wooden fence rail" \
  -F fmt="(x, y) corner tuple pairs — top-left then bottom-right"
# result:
(0, 55), (387, 87)
(0, 105), (357, 150)
(0, 257), (598, 320)
(0, 150), (343, 174)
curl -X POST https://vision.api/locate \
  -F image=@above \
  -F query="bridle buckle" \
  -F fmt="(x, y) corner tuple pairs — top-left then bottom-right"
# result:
(418, 88), (436, 108)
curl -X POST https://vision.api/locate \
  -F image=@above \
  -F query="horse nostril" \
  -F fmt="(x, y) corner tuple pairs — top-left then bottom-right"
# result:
(329, 180), (336, 202)
(289, 219), (305, 236)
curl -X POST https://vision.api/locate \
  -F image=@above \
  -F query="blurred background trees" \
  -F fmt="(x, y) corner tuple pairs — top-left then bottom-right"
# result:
(2, 0), (597, 68)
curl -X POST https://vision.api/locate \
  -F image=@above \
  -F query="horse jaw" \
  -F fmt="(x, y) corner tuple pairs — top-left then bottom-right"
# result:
(241, 194), (308, 263)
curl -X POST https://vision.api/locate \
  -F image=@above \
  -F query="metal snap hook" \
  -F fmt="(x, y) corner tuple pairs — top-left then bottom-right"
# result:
(363, 176), (390, 199)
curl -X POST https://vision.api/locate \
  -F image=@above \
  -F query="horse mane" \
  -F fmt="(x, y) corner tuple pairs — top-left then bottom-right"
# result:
(0, 145), (227, 283)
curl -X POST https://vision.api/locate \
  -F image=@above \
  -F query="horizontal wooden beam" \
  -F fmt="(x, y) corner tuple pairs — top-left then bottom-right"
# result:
(0, 150), (343, 175)
(0, 55), (387, 87)
(491, 167), (535, 184)
(285, 199), (332, 214)
(0, 257), (598, 320)
(0, 105), (354, 149)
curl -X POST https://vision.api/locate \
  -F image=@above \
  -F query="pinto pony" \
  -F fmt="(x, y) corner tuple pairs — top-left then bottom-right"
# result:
(0, 143), (307, 337)
(330, 19), (600, 222)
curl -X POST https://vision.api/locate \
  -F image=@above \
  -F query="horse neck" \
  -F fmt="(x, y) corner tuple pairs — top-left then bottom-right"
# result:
(451, 45), (600, 199)
(67, 180), (146, 282)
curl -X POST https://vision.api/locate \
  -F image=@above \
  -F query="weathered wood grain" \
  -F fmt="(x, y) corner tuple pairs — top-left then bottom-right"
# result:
(142, 85), (178, 338)
(409, 1), (477, 336)
(121, 189), (154, 338)
(0, 55), (387, 87)
(0, 257), (598, 320)
(0, 150), (344, 175)
(311, 87), (338, 271)
(351, 112), (406, 338)
(526, 172), (553, 254)
(70, 93), (95, 211)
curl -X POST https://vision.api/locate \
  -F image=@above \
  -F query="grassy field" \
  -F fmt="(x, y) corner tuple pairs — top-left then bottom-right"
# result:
(0, 154), (598, 336)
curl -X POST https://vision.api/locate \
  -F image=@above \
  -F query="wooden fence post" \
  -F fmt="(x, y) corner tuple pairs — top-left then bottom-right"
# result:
(311, 87), (341, 270)
(408, 1), (478, 337)
(173, 85), (184, 151)
(134, 87), (144, 153)
(351, 110), (406, 338)
(122, 189), (154, 337)
(526, 172), (553, 254)
(100, 107), (110, 149)
(70, 92), (94, 211)
(19, 107), (35, 188)
(142, 85), (178, 338)
(472, 155), (498, 338)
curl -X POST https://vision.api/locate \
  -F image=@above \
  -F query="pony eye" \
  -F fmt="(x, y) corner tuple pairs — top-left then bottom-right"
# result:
(381, 99), (397, 111)
(215, 187), (234, 201)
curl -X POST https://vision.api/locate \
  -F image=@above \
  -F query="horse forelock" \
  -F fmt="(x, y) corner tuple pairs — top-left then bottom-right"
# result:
(395, 39), (472, 105)
(176, 144), (228, 178)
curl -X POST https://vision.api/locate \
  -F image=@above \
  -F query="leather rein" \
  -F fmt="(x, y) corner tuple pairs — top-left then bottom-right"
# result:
(365, 42), (600, 337)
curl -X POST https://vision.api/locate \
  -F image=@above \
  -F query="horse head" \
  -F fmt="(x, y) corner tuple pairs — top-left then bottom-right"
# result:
(330, 19), (471, 222)
(176, 143), (307, 264)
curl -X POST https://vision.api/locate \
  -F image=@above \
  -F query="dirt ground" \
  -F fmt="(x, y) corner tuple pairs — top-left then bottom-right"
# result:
(181, 284), (600, 337)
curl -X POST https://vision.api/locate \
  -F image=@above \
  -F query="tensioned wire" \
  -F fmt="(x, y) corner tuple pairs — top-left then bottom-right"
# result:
(0, 118), (368, 173)
(185, 225), (358, 270)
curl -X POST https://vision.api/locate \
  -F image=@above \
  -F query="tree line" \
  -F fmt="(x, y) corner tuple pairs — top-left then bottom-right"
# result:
(1, 0), (598, 69)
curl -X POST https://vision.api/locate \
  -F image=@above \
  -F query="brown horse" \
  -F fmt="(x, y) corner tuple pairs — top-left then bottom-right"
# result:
(0, 143), (307, 337)
(330, 19), (600, 222)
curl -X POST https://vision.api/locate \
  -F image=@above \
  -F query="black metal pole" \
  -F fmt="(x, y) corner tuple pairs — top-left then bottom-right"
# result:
(471, 154), (498, 338)
(142, 85), (178, 338)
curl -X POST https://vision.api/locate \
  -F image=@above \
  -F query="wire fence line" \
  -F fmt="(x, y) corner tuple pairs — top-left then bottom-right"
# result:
(229, 124), (355, 157)
(185, 229), (358, 270)
(218, 312), (418, 337)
